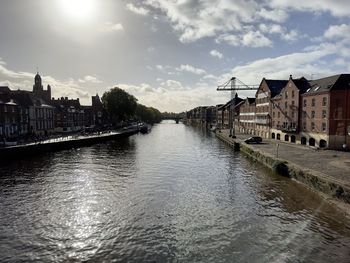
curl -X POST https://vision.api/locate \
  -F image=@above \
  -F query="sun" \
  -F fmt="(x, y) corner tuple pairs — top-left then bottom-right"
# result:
(58, 0), (95, 21)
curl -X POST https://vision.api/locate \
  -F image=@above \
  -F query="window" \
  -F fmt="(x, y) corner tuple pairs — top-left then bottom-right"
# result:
(278, 112), (280, 118)
(322, 123), (326, 132)
(322, 110), (327, 118)
(285, 102), (288, 109)
(291, 111), (295, 118)
(322, 97), (327, 106)
(285, 92), (288, 99)
(273, 112), (275, 118)
(303, 99), (307, 107)
(311, 98), (315, 107)
(303, 111), (307, 118)
(303, 122), (306, 131)
(311, 122), (315, 131)
(311, 111), (315, 118)
(291, 101), (295, 107)
(292, 90), (295, 98)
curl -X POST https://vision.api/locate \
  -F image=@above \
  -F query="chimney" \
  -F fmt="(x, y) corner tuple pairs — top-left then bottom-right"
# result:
(289, 75), (292, 79)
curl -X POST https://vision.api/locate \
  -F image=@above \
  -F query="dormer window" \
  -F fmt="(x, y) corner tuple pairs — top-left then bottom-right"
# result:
(315, 86), (320, 91)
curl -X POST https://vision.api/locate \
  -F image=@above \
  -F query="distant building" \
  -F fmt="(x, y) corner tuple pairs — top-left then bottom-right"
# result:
(33, 72), (51, 102)
(216, 104), (225, 129)
(0, 86), (22, 139)
(51, 97), (84, 133)
(236, 98), (256, 135)
(83, 94), (105, 128)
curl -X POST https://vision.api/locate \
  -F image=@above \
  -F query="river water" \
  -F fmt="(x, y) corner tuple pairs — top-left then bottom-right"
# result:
(1, 121), (350, 262)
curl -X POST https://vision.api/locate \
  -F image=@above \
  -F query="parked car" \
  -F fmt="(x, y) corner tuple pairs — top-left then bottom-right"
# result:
(244, 136), (262, 144)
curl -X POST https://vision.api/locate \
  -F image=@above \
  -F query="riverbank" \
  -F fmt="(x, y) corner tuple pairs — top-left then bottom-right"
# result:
(0, 127), (139, 160)
(216, 129), (350, 215)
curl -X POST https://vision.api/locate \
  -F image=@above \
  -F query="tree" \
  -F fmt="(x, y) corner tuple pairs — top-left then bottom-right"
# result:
(135, 104), (162, 124)
(102, 87), (137, 123)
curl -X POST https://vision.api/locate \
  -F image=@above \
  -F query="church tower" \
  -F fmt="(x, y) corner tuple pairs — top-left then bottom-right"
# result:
(32, 72), (52, 101)
(33, 72), (43, 94)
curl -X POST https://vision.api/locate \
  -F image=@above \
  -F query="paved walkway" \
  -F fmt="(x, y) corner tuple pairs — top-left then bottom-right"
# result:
(219, 130), (350, 185)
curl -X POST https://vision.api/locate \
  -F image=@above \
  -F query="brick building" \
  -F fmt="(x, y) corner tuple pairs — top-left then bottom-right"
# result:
(255, 78), (288, 138)
(300, 74), (350, 149)
(271, 76), (309, 143)
(236, 98), (256, 135)
(51, 97), (85, 133)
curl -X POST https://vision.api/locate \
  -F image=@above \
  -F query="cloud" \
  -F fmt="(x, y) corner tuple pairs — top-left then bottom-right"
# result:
(324, 24), (350, 39)
(126, 3), (150, 16)
(100, 22), (124, 32)
(210, 49), (223, 59)
(135, 0), (350, 46)
(119, 81), (229, 112)
(259, 24), (301, 42)
(160, 79), (186, 90)
(228, 42), (340, 86)
(78, 75), (102, 84)
(142, 0), (264, 43)
(257, 8), (289, 22)
(268, 0), (350, 17)
(176, 64), (206, 75)
(241, 31), (273, 47)
(216, 30), (273, 47)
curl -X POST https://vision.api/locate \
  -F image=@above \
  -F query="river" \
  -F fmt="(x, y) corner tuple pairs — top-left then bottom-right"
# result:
(1, 120), (350, 262)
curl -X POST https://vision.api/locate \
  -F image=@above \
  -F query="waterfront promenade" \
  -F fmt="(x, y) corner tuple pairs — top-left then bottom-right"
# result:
(217, 129), (350, 211)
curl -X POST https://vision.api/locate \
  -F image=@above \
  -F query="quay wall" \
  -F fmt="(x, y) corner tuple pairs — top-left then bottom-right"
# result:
(216, 132), (350, 205)
(0, 129), (139, 160)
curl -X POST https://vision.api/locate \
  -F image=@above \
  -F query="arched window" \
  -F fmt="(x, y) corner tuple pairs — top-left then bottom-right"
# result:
(284, 134), (289, 142)
(309, 138), (316, 146)
(301, 137), (307, 145)
(272, 133), (275, 139)
(291, 135), (296, 143)
(277, 134), (281, 140)
(320, 140), (327, 148)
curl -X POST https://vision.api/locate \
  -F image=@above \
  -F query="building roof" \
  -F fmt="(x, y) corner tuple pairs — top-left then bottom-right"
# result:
(11, 90), (34, 107)
(264, 79), (288, 97)
(0, 86), (10, 94)
(291, 76), (310, 93)
(51, 98), (81, 108)
(305, 74), (350, 95)
(247, 97), (256, 104)
(221, 95), (244, 109)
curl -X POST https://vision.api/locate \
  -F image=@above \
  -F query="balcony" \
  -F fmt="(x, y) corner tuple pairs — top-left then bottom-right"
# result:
(255, 118), (269, 124)
(281, 125), (298, 133)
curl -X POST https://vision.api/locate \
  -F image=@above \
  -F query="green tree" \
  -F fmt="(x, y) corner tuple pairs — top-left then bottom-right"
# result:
(135, 104), (162, 124)
(102, 87), (137, 123)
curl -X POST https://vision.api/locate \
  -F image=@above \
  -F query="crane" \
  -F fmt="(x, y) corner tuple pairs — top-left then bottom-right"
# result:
(217, 77), (259, 137)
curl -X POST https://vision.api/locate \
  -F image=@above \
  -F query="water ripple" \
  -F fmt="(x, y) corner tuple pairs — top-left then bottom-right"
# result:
(1, 122), (350, 262)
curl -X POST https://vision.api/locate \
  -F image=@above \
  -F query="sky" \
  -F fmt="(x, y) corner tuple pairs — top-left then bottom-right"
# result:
(0, 0), (350, 112)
